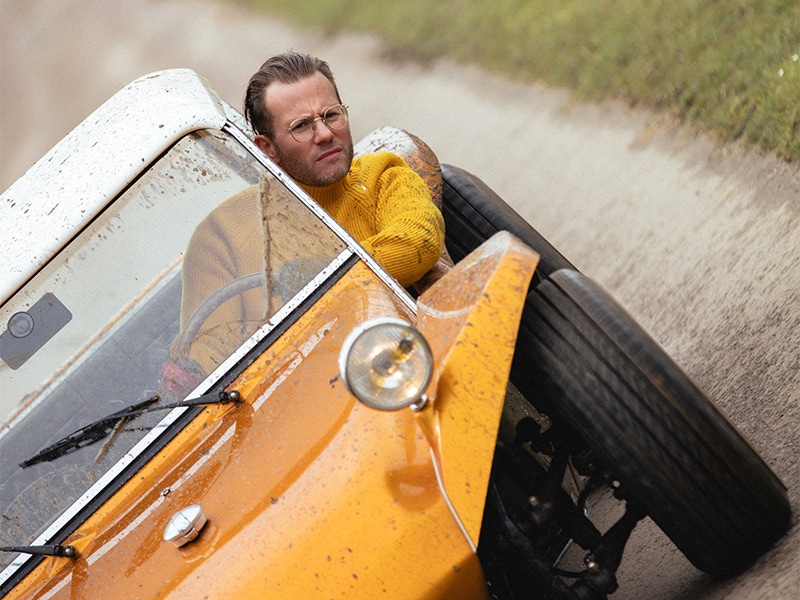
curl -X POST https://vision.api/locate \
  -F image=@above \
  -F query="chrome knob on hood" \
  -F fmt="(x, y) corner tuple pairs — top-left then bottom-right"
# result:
(164, 504), (208, 548)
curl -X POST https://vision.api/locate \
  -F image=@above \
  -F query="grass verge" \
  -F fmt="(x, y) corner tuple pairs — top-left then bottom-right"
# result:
(244, 0), (800, 161)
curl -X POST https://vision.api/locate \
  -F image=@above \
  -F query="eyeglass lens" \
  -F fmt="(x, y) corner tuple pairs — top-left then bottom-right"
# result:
(288, 105), (348, 142)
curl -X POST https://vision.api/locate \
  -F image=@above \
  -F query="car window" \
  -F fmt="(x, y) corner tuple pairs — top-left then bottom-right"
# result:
(0, 128), (346, 569)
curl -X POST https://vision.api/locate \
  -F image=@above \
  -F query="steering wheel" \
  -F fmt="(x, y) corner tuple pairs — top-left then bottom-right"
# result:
(173, 272), (265, 352)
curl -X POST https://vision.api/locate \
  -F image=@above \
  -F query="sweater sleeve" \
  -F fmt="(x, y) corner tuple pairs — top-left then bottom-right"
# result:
(357, 154), (445, 287)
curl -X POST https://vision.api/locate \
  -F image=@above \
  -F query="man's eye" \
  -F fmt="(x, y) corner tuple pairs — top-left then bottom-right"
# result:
(292, 120), (312, 133)
(325, 109), (343, 123)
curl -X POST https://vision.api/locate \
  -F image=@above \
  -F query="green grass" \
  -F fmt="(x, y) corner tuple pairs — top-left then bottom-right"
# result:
(243, 0), (800, 161)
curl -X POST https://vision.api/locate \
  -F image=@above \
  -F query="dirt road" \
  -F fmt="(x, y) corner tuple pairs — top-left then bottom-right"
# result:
(1, 0), (798, 598)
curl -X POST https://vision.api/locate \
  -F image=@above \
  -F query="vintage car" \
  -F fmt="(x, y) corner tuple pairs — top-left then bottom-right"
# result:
(0, 69), (790, 599)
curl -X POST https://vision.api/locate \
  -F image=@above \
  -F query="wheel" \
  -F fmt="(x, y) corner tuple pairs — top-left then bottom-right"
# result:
(441, 163), (575, 284)
(441, 164), (790, 574)
(520, 269), (790, 575)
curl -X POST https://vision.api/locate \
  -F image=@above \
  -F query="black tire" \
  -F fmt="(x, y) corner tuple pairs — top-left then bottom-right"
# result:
(522, 269), (790, 575)
(441, 163), (575, 285)
(441, 164), (790, 574)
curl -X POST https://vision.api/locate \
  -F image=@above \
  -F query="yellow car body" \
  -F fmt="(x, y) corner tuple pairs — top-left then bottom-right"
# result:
(0, 70), (539, 596)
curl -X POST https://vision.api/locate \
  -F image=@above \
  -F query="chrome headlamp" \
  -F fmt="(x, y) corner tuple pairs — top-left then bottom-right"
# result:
(338, 317), (433, 411)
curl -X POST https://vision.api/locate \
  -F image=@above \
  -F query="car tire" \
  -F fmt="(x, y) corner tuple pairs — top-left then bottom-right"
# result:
(440, 164), (790, 575)
(521, 269), (790, 575)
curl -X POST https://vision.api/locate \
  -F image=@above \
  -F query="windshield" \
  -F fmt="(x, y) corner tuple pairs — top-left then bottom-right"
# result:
(0, 128), (346, 570)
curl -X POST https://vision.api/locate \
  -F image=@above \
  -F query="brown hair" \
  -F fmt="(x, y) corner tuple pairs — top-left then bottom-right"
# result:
(244, 52), (341, 137)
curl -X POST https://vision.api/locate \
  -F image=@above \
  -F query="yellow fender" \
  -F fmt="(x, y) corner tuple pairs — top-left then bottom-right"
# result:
(414, 231), (539, 548)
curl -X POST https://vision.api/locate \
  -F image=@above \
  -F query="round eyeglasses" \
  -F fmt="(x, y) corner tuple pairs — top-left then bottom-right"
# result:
(282, 104), (349, 143)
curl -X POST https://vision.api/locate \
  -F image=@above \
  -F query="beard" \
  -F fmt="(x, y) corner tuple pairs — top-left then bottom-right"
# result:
(273, 133), (355, 187)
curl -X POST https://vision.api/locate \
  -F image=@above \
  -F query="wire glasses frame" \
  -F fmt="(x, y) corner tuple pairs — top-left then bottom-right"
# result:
(282, 104), (349, 143)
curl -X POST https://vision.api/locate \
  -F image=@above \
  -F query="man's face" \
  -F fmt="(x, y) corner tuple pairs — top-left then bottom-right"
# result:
(254, 71), (354, 187)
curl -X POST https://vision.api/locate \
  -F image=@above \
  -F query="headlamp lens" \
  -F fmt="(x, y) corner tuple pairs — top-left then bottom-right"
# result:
(339, 318), (433, 411)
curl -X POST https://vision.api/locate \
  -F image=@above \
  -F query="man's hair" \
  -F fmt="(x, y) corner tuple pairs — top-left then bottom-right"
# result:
(244, 52), (341, 137)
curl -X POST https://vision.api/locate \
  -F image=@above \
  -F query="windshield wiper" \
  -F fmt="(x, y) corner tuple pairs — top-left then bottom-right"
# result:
(0, 544), (77, 558)
(20, 390), (241, 468)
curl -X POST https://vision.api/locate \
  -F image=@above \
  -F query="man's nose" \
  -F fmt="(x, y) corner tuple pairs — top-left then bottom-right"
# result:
(312, 119), (335, 143)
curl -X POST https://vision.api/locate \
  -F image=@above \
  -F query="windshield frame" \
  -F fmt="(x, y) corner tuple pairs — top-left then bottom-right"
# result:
(0, 113), (415, 591)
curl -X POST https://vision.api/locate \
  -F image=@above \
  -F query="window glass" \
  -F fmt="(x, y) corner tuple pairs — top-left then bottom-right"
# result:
(0, 129), (345, 567)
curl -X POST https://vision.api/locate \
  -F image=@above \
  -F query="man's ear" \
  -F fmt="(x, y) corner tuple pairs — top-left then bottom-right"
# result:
(254, 135), (280, 163)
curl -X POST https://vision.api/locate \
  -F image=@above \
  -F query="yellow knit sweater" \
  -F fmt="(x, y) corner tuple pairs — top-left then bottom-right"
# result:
(299, 152), (444, 287)
(172, 152), (444, 374)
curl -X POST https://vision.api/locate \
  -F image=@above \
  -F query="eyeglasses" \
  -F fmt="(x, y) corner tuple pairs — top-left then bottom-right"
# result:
(282, 104), (349, 143)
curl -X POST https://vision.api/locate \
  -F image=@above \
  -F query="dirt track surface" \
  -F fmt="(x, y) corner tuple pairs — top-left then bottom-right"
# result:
(1, 0), (798, 598)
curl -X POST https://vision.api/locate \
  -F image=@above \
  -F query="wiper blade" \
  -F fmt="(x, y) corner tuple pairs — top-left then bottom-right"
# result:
(19, 394), (160, 468)
(20, 390), (241, 468)
(0, 544), (77, 558)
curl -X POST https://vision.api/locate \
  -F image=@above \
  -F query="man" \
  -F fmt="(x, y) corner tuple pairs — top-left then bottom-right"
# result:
(243, 52), (445, 288)
(165, 52), (445, 391)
